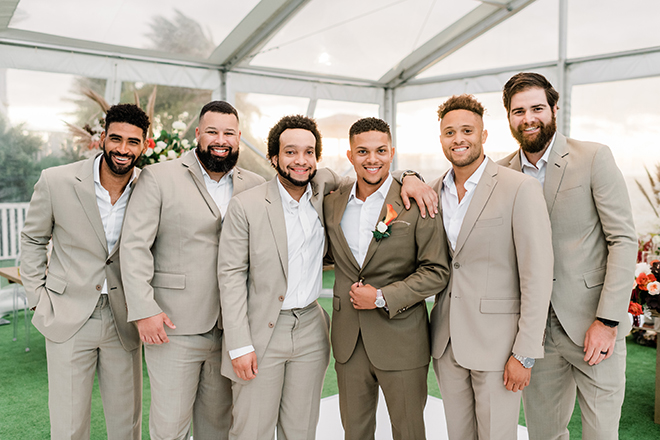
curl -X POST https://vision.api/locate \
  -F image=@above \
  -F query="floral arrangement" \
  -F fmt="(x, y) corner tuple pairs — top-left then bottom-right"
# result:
(630, 259), (660, 326)
(372, 204), (398, 241)
(137, 117), (193, 168)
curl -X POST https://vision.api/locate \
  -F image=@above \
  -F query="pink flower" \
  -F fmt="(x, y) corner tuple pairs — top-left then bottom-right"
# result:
(647, 281), (660, 295)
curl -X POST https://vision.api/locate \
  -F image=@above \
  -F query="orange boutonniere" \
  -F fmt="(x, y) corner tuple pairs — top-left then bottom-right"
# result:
(372, 204), (398, 241)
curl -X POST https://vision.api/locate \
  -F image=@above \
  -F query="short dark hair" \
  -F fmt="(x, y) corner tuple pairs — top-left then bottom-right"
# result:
(199, 100), (239, 123)
(502, 72), (559, 113)
(267, 114), (323, 161)
(105, 104), (150, 139)
(437, 94), (484, 120)
(349, 117), (391, 142)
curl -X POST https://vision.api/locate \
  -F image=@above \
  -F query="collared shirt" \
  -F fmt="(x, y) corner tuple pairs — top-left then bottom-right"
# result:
(93, 154), (137, 294)
(519, 133), (556, 187)
(341, 174), (393, 267)
(229, 178), (324, 360)
(441, 156), (489, 251)
(193, 150), (234, 218)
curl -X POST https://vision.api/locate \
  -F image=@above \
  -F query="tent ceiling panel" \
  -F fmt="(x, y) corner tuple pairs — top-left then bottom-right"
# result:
(567, 0), (660, 59)
(7, 0), (259, 59)
(246, 0), (479, 81)
(0, 0), (18, 28)
(416, 0), (557, 80)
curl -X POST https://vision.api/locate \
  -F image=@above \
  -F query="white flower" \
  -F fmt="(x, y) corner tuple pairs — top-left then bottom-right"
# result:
(376, 221), (388, 233)
(648, 281), (660, 295)
(172, 120), (186, 131)
(144, 148), (154, 157)
(158, 155), (167, 162)
(635, 262), (651, 278)
(652, 235), (660, 249)
(182, 139), (190, 148)
(154, 141), (167, 154)
(167, 150), (178, 160)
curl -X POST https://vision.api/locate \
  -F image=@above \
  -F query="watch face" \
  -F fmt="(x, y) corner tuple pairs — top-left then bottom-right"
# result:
(523, 358), (535, 368)
(375, 297), (386, 308)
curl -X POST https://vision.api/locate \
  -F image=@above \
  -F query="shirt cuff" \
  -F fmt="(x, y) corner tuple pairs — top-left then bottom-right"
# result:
(229, 345), (255, 360)
(596, 317), (619, 327)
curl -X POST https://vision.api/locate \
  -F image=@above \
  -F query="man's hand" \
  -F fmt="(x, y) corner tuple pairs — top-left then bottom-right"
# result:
(349, 282), (378, 309)
(232, 352), (258, 381)
(401, 176), (438, 219)
(503, 356), (531, 392)
(136, 312), (176, 345)
(583, 319), (617, 365)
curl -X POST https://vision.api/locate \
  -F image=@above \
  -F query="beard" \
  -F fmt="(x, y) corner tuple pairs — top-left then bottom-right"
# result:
(510, 113), (557, 154)
(102, 142), (139, 175)
(276, 162), (317, 187)
(196, 145), (239, 174)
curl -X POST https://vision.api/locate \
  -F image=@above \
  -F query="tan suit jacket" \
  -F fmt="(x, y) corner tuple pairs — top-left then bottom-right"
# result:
(324, 179), (450, 371)
(20, 154), (139, 350)
(120, 150), (265, 335)
(218, 169), (342, 383)
(498, 133), (637, 344)
(430, 159), (553, 371)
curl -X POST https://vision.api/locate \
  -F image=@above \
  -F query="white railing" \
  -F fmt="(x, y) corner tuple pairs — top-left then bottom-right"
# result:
(0, 203), (29, 261)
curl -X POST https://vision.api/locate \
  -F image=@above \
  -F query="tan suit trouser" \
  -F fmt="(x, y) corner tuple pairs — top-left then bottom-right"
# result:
(336, 334), (428, 440)
(229, 301), (330, 440)
(433, 341), (521, 440)
(45, 295), (142, 440)
(145, 327), (233, 440)
(522, 308), (626, 440)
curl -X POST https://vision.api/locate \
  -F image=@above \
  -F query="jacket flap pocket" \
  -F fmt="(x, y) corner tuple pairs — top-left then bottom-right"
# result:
(45, 273), (67, 294)
(475, 217), (503, 228)
(556, 185), (584, 200)
(480, 298), (520, 314)
(583, 267), (606, 288)
(333, 296), (341, 311)
(152, 272), (186, 289)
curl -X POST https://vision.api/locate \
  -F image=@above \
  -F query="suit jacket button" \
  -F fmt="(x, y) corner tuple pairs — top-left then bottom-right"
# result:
(105, 259), (112, 265)
(453, 262), (460, 269)
(268, 322), (274, 328)
(95, 285), (102, 291)
(278, 295), (284, 301)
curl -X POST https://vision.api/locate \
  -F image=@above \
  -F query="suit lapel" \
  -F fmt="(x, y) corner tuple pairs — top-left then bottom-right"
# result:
(453, 159), (498, 257)
(543, 133), (568, 215)
(310, 180), (324, 227)
(331, 184), (361, 272)
(182, 151), (220, 218)
(361, 182), (403, 270)
(265, 178), (289, 279)
(74, 155), (108, 253)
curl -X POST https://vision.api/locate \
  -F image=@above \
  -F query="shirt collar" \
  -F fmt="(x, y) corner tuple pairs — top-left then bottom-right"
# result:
(443, 156), (489, 193)
(520, 133), (556, 170)
(347, 173), (393, 203)
(94, 154), (137, 188)
(194, 150), (233, 184)
(276, 176), (313, 211)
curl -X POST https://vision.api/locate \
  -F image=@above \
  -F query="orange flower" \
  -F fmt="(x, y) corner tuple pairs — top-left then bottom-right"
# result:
(629, 301), (643, 316)
(637, 272), (650, 290)
(384, 204), (397, 226)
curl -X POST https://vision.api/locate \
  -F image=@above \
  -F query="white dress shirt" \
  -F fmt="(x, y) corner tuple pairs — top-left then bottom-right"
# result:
(93, 154), (137, 294)
(441, 156), (489, 251)
(341, 174), (393, 267)
(519, 133), (556, 187)
(229, 178), (325, 360)
(193, 150), (234, 218)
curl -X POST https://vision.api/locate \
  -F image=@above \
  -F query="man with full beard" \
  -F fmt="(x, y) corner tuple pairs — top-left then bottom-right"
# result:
(120, 101), (265, 440)
(20, 104), (149, 439)
(498, 73), (636, 440)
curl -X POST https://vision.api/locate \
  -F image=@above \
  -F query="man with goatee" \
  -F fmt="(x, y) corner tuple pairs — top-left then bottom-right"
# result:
(21, 104), (149, 439)
(120, 101), (265, 440)
(498, 72), (636, 440)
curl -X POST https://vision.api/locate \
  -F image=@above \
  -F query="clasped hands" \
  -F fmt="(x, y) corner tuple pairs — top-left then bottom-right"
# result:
(349, 281), (378, 309)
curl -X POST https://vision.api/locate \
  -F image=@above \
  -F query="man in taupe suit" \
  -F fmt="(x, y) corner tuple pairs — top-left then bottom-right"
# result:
(498, 72), (637, 440)
(429, 95), (553, 440)
(324, 117), (450, 440)
(20, 104), (149, 440)
(120, 101), (265, 440)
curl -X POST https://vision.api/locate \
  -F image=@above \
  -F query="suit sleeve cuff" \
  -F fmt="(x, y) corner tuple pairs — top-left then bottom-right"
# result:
(229, 345), (255, 360)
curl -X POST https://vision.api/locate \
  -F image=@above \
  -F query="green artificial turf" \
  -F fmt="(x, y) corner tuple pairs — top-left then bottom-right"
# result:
(2, 302), (660, 439)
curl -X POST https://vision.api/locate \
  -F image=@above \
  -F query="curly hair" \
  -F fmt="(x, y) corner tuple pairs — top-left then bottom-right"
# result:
(348, 117), (391, 141)
(267, 114), (322, 161)
(199, 100), (239, 123)
(437, 94), (484, 120)
(502, 72), (559, 113)
(105, 104), (150, 139)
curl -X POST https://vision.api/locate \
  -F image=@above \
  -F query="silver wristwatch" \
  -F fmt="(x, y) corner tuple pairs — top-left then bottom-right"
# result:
(513, 353), (535, 369)
(375, 289), (386, 308)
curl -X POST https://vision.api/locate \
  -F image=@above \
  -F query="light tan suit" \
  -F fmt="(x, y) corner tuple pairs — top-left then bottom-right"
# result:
(218, 169), (343, 439)
(499, 133), (637, 440)
(20, 154), (142, 440)
(430, 159), (553, 440)
(324, 178), (450, 440)
(120, 150), (264, 440)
